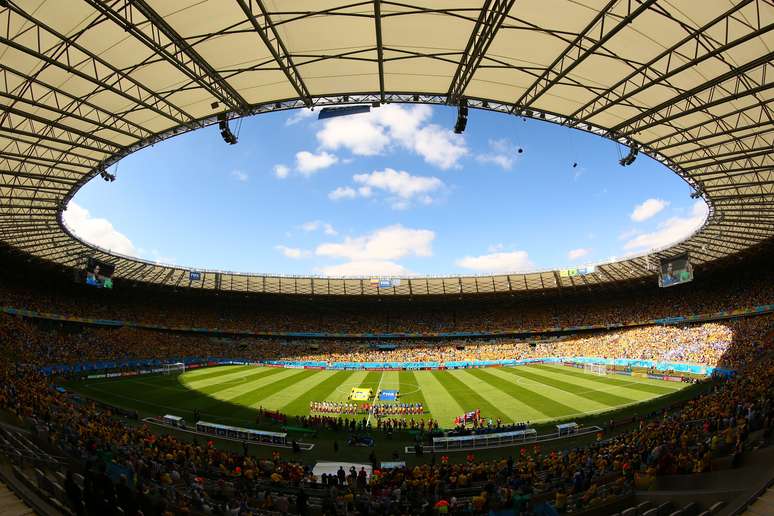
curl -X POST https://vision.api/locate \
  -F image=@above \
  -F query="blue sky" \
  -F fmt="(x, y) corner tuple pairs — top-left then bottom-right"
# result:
(66, 104), (707, 277)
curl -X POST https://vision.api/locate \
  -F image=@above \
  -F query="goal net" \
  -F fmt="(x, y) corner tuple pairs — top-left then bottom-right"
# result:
(583, 363), (607, 376)
(163, 362), (186, 375)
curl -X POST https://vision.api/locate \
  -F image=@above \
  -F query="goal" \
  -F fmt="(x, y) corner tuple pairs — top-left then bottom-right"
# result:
(583, 363), (607, 376)
(163, 362), (186, 375)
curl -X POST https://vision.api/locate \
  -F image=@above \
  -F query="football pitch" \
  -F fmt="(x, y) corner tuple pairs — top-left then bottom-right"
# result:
(69, 364), (687, 429)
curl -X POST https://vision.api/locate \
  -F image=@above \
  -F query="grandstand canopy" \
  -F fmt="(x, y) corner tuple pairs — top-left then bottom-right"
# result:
(1, 0), (772, 295)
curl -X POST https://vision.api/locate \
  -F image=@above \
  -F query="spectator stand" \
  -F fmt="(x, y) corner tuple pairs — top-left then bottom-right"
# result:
(143, 416), (315, 450)
(312, 462), (372, 481)
(557, 422), (579, 436)
(406, 424), (603, 453)
(379, 461), (406, 470)
(0, 425), (66, 471)
(412, 428), (538, 453)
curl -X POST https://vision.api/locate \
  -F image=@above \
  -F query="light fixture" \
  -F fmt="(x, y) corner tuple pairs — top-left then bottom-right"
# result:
(217, 113), (237, 145)
(690, 182), (705, 199)
(454, 98), (468, 134)
(619, 144), (638, 166)
(99, 168), (116, 182)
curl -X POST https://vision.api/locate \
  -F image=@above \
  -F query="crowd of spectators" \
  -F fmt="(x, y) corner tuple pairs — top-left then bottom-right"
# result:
(1, 255), (773, 335)
(2, 316), (770, 514)
(0, 281), (773, 513)
(4, 312), (771, 373)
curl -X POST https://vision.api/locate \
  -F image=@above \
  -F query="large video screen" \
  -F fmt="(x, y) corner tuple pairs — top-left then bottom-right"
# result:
(658, 254), (693, 288)
(85, 258), (115, 289)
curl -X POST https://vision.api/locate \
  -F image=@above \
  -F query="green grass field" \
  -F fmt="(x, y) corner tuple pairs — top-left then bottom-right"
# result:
(68, 364), (687, 429)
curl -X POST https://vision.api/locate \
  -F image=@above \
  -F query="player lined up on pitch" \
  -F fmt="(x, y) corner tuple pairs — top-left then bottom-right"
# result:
(367, 402), (424, 416)
(310, 401), (359, 414)
(308, 400), (425, 416)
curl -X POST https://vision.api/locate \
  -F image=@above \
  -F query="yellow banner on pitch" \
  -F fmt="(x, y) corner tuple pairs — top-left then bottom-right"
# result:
(350, 387), (372, 401)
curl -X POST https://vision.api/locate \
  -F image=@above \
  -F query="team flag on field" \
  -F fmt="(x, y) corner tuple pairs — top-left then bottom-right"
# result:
(349, 387), (372, 401)
(379, 389), (399, 401)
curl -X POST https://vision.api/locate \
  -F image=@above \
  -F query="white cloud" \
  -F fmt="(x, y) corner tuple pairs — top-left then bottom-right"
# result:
(477, 154), (513, 169)
(476, 139), (521, 170)
(456, 250), (533, 274)
(273, 164), (290, 179)
(344, 168), (444, 208)
(231, 169), (248, 182)
(144, 249), (176, 265)
(300, 220), (337, 236)
(318, 260), (409, 277)
(487, 243), (504, 253)
(316, 225), (434, 261)
(412, 125), (468, 169)
(316, 104), (467, 169)
(317, 115), (390, 156)
(624, 201), (709, 251)
(295, 150), (338, 175)
(618, 228), (640, 241)
(568, 248), (591, 260)
(631, 198), (669, 222)
(275, 245), (310, 259)
(329, 186), (357, 200)
(285, 108), (316, 126)
(63, 201), (136, 256)
(329, 169), (443, 209)
(315, 225), (433, 276)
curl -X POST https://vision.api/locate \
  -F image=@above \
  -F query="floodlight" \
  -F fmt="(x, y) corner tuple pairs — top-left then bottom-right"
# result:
(619, 145), (638, 166)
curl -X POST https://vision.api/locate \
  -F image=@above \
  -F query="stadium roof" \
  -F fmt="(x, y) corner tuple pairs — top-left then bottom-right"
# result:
(1, 0), (773, 296)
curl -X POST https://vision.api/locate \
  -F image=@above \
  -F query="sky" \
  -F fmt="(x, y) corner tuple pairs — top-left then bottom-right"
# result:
(66, 104), (708, 277)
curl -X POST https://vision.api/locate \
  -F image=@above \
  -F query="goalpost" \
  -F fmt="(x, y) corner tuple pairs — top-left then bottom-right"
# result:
(163, 362), (186, 375)
(583, 363), (607, 376)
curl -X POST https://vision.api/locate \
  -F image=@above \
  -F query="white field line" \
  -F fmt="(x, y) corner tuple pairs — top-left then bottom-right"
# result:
(366, 370), (386, 427)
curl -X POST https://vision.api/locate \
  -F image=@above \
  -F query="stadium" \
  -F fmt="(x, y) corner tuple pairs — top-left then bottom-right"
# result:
(0, 1), (773, 515)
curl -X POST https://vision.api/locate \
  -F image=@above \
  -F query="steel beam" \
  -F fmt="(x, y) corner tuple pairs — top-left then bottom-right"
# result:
(374, 0), (385, 102)
(610, 54), (774, 135)
(446, 0), (515, 102)
(0, 134), (99, 168)
(0, 106), (120, 154)
(512, 0), (657, 110)
(235, 0), (313, 106)
(0, 4), (192, 125)
(647, 99), (774, 151)
(569, 1), (768, 122)
(667, 127), (774, 162)
(0, 66), (151, 141)
(84, 0), (249, 113)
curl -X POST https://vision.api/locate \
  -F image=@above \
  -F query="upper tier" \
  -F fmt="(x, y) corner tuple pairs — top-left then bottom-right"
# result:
(1, 1), (773, 294)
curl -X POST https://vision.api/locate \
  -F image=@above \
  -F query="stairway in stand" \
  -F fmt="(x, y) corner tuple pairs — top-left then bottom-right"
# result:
(0, 480), (35, 516)
(742, 485), (774, 515)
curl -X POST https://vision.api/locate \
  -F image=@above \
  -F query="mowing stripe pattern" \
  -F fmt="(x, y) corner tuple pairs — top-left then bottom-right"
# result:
(70, 364), (689, 428)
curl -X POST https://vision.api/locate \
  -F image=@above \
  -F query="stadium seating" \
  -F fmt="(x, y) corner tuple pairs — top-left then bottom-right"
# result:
(0, 245), (773, 335)
(0, 247), (773, 514)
